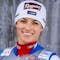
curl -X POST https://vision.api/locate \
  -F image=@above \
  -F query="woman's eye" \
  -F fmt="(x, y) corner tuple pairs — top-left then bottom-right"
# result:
(20, 20), (27, 23)
(32, 22), (39, 25)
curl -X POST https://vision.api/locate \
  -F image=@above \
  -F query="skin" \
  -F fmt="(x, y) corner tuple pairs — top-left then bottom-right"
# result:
(16, 18), (43, 45)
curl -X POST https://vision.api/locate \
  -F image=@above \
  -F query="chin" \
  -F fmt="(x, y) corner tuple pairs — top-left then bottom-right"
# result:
(24, 40), (36, 44)
(23, 40), (33, 43)
(22, 39), (33, 43)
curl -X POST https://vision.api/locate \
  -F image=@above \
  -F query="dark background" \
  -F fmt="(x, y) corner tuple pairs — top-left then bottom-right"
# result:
(0, 0), (60, 56)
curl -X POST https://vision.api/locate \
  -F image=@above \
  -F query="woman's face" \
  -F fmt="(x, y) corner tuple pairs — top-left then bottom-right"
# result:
(16, 18), (43, 45)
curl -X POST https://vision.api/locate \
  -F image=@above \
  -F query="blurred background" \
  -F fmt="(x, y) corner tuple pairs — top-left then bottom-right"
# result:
(0, 0), (60, 56)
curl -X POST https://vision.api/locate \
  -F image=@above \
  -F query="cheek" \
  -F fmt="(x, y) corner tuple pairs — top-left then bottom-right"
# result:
(16, 24), (25, 33)
(34, 28), (42, 38)
(35, 28), (41, 34)
(16, 29), (20, 37)
(16, 23), (24, 29)
(16, 26), (22, 36)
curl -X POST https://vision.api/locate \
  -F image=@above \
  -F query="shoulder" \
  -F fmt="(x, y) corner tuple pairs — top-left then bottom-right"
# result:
(38, 49), (60, 60)
(0, 47), (14, 56)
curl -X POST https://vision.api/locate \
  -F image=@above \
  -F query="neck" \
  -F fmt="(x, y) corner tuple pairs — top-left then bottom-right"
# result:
(16, 41), (37, 56)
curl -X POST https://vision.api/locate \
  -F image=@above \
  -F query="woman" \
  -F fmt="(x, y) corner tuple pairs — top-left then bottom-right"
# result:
(0, 0), (60, 60)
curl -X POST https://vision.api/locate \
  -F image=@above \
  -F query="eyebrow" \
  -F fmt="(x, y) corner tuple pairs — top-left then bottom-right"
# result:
(23, 18), (40, 23)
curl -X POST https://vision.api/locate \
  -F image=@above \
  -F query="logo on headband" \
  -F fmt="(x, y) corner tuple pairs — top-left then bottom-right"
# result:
(24, 2), (41, 11)
(27, 11), (37, 15)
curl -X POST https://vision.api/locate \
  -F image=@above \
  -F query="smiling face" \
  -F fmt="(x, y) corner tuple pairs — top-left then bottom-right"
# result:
(16, 18), (43, 45)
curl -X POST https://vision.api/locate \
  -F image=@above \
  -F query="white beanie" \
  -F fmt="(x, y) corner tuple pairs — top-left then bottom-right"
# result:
(15, 0), (46, 28)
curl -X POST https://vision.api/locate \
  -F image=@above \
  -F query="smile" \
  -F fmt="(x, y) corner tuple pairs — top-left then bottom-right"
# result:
(21, 30), (34, 36)
(23, 32), (33, 36)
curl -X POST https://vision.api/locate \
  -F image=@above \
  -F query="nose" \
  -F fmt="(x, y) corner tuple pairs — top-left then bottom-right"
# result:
(25, 23), (32, 30)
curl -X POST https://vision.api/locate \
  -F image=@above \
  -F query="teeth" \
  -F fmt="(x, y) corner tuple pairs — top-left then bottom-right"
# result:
(23, 32), (32, 36)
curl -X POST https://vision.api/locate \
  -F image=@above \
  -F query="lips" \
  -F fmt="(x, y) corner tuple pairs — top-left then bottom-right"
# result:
(21, 30), (34, 36)
(23, 32), (33, 36)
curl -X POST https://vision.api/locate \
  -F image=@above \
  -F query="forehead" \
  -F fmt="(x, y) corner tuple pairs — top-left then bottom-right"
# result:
(19, 18), (40, 22)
